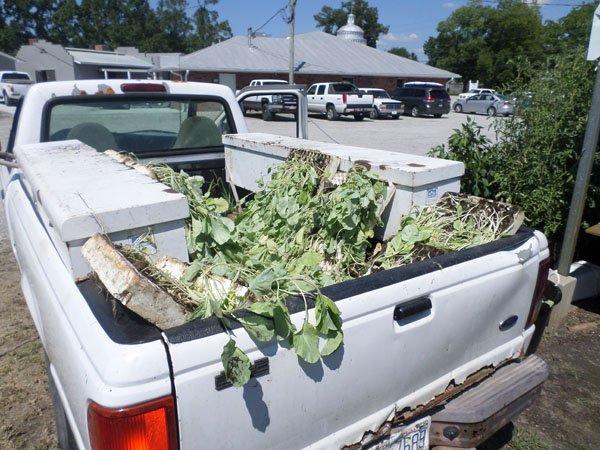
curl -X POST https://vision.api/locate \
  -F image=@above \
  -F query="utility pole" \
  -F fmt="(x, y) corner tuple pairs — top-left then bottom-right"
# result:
(289, 0), (297, 84)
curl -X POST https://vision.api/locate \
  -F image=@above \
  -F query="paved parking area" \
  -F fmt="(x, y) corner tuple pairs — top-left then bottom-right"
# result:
(246, 107), (501, 157)
(1, 101), (501, 157)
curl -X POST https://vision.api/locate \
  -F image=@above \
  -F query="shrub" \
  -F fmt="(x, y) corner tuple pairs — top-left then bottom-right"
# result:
(431, 48), (599, 240)
(429, 117), (498, 198)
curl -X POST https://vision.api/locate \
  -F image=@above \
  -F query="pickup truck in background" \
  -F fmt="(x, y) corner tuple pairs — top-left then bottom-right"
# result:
(240, 79), (298, 120)
(0, 79), (553, 450)
(307, 82), (374, 121)
(457, 88), (496, 101)
(359, 88), (404, 120)
(0, 71), (34, 106)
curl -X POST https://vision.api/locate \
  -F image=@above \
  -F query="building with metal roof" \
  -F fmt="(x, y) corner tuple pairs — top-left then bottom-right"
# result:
(166, 30), (459, 93)
(0, 51), (20, 71)
(15, 40), (153, 82)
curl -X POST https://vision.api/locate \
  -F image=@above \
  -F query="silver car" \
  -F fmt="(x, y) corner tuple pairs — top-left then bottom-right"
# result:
(453, 93), (514, 116)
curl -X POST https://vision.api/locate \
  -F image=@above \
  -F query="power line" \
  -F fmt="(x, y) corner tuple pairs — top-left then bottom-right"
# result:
(252, 2), (290, 35)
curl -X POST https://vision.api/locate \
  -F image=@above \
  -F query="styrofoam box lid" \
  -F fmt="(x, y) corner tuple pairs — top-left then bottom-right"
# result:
(15, 140), (190, 242)
(223, 133), (465, 187)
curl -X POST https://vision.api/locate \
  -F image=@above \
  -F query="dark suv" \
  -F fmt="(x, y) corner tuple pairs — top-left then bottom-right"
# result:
(390, 83), (451, 117)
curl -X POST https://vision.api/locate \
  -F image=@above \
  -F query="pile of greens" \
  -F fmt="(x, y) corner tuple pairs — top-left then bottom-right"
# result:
(146, 158), (517, 387)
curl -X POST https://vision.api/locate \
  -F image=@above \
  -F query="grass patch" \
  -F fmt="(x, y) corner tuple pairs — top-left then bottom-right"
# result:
(507, 429), (546, 450)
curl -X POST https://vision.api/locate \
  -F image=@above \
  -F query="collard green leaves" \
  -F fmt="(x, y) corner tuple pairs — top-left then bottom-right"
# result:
(221, 338), (251, 387)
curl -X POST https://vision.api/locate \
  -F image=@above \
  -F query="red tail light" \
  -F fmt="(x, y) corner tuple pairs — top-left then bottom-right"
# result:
(343, 94), (347, 104)
(525, 257), (551, 328)
(88, 396), (177, 450)
(424, 96), (434, 102)
(121, 83), (167, 92)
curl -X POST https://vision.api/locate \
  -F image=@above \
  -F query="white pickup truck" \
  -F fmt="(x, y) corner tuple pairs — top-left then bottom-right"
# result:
(0, 79), (552, 450)
(0, 71), (34, 106)
(307, 82), (374, 120)
(240, 79), (298, 120)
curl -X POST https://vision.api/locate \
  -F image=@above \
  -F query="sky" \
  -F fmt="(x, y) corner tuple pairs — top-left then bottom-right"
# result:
(203, 0), (587, 61)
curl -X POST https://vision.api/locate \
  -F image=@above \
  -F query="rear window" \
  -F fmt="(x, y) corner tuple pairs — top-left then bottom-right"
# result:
(330, 83), (358, 94)
(2, 72), (30, 81)
(45, 97), (234, 155)
(262, 81), (287, 85)
(430, 89), (449, 99)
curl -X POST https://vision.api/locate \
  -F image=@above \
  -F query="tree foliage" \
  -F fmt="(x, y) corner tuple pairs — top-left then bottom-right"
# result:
(424, 0), (547, 87)
(0, 0), (231, 54)
(388, 47), (418, 61)
(431, 49), (598, 240)
(544, 0), (599, 54)
(313, 0), (389, 48)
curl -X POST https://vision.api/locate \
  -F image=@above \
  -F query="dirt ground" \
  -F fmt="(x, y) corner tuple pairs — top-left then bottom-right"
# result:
(0, 111), (599, 449)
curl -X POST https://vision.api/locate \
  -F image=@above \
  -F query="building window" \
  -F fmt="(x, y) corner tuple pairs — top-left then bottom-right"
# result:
(35, 70), (56, 82)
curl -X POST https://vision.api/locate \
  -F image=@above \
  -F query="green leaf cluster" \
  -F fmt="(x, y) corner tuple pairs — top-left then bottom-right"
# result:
(153, 159), (386, 386)
(153, 157), (512, 386)
(430, 49), (599, 241)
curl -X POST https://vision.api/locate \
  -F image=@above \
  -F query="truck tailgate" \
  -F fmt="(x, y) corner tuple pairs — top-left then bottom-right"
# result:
(163, 230), (548, 450)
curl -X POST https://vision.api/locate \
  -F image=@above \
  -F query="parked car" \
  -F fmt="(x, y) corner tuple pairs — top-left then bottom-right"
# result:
(240, 79), (297, 120)
(390, 83), (451, 118)
(359, 88), (404, 119)
(453, 93), (514, 116)
(457, 88), (496, 101)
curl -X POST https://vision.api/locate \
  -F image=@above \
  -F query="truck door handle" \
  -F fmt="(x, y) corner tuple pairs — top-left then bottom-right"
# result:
(394, 297), (432, 321)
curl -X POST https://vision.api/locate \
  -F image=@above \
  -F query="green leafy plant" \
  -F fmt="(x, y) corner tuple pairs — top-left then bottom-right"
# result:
(431, 49), (600, 242)
(429, 117), (498, 198)
(148, 160), (516, 387)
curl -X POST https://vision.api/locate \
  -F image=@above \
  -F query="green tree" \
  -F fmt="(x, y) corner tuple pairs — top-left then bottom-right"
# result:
(0, 0), (55, 53)
(423, 0), (493, 86)
(545, 0), (599, 53)
(77, 0), (159, 50)
(431, 48), (599, 240)
(149, 0), (194, 52)
(424, 0), (546, 88)
(314, 0), (389, 48)
(188, 0), (232, 51)
(388, 47), (417, 61)
(46, 0), (82, 47)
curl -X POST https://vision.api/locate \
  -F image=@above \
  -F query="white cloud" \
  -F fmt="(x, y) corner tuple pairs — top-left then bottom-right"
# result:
(378, 32), (419, 45)
(443, 2), (457, 7)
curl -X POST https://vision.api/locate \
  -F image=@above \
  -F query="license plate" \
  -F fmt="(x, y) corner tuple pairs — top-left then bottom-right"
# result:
(372, 416), (430, 450)
(392, 111), (398, 115)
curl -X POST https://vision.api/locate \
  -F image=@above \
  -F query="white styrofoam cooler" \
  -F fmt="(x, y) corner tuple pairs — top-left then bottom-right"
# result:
(224, 133), (465, 240)
(15, 140), (190, 278)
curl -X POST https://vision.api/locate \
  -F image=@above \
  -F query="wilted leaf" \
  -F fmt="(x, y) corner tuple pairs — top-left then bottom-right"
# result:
(246, 302), (275, 318)
(237, 315), (275, 342)
(221, 339), (251, 387)
(249, 268), (276, 297)
(320, 328), (343, 356)
(293, 320), (320, 363)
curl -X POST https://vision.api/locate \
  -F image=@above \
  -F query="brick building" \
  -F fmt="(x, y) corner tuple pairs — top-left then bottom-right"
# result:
(166, 30), (460, 93)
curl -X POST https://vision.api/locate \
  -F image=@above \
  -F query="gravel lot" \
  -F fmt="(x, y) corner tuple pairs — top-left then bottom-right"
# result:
(245, 106), (498, 157)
